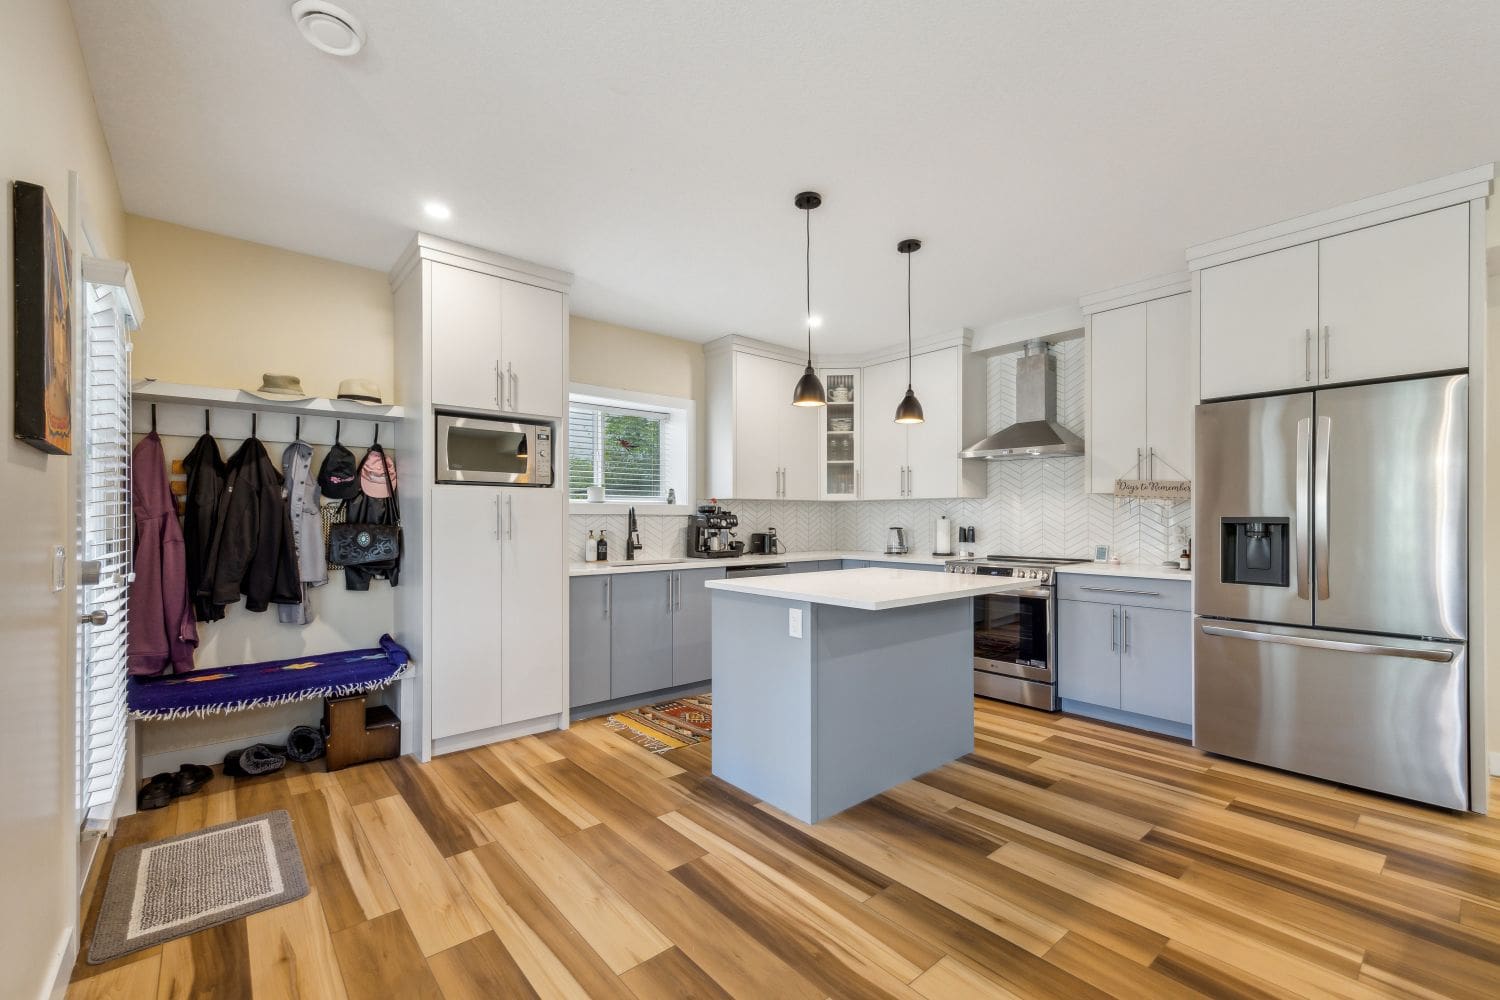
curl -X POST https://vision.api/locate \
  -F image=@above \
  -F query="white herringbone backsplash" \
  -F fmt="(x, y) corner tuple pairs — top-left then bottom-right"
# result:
(570, 340), (1191, 564)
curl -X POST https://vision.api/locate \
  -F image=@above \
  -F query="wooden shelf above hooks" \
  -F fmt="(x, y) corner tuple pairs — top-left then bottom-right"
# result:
(130, 380), (407, 421)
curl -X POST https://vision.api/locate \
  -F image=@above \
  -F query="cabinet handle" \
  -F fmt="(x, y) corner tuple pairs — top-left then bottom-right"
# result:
(1111, 608), (1118, 652)
(493, 495), (501, 539)
(1303, 329), (1313, 382)
(1080, 585), (1162, 598)
(507, 362), (518, 410)
(1123, 609), (1131, 654)
(1321, 325), (1331, 380)
(494, 361), (503, 407)
(505, 495), (513, 539)
(1135, 448), (1143, 480)
(668, 573), (674, 610)
(604, 578), (610, 618)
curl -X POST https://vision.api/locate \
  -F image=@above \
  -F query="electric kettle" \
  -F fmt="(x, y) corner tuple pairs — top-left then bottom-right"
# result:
(885, 527), (909, 555)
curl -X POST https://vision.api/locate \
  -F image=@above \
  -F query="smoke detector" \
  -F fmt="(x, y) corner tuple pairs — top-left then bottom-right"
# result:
(292, 1), (365, 56)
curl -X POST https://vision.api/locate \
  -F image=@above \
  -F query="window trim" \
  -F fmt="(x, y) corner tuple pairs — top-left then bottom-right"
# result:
(567, 382), (695, 516)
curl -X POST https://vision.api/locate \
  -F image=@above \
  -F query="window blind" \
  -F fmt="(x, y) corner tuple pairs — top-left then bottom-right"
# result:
(77, 281), (132, 824)
(568, 400), (667, 502)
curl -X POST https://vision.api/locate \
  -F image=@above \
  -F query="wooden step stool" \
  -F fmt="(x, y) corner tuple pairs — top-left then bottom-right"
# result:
(323, 695), (401, 771)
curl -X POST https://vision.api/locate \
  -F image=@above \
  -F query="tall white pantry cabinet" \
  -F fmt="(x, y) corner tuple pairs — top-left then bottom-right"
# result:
(391, 235), (573, 758)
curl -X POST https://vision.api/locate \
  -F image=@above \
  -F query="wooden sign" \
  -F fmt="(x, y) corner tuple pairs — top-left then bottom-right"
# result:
(1114, 479), (1191, 500)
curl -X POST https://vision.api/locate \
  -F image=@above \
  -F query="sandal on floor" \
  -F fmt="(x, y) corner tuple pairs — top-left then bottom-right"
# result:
(222, 745), (286, 778)
(137, 772), (176, 810)
(172, 762), (214, 796)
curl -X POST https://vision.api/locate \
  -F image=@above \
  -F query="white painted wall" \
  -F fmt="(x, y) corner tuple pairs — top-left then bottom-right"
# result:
(0, 1), (128, 995)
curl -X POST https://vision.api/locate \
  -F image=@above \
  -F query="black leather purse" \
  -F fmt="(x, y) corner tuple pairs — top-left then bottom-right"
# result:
(327, 442), (402, 567)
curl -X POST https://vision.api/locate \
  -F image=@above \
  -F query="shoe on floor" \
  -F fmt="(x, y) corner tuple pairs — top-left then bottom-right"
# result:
(285, 725), (326, 763)
(137, 772), (176, 810)
(222, 744), (286, 778)
(171, 762), (214, 796)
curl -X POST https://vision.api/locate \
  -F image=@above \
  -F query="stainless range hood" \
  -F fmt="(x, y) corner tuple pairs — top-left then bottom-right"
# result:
(961, 341), (1084, 460)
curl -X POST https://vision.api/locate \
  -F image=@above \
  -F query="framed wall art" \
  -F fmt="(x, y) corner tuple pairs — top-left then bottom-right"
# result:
(13, 180), (74, 455)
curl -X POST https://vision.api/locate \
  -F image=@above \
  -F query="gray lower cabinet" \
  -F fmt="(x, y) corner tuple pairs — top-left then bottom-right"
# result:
(609, 572), (675, 699)
(569, 566), (727, 708)
(867, 561), (943, 572)
(1057, 584), (1192, 730)
(671, 566), (725, 686)
(569, 577), (612, 707)
(840, 559), (869, 569)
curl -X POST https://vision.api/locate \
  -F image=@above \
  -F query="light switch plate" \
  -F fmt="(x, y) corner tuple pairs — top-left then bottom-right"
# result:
(788, 607), (803, 639)
(52, 546), (66, 592)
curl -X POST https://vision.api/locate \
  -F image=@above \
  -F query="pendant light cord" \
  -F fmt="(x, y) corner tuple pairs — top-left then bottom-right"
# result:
(805, 207), (813, 364)
(906, 250), (913, 388)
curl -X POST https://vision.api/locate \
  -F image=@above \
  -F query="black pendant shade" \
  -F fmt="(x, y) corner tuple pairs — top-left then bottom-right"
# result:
(894, 238), (924, 424)
(791, 191), (826, 407)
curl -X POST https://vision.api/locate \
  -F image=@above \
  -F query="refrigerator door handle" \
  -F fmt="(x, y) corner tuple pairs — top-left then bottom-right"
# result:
(1294, 417), (1311, 600)
(1313, 414), (1331, 601)
(1199, 624), (1455, 663)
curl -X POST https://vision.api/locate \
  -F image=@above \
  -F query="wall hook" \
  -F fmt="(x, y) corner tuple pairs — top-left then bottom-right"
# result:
(150, 403), (157, 433)
(251, 412), (258, 438)
(372, 424), (380, 446)
(295, 416), (302, 441)
(205, 408), (211, 433)
(335, 420), (341, 444)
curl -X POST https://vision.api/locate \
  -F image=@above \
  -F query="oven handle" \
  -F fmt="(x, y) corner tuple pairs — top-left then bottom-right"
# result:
(1003, 587), (1053, 600)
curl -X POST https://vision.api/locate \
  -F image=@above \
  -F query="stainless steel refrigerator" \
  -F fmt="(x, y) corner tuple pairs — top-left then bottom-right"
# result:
(1194, 374), (1470, 810)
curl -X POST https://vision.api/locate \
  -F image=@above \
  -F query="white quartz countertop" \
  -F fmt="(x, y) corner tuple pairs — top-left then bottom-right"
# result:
(704, 566), (1034, 611)
(1056, 562), (1193, 582)
(568, 550), (955, 577)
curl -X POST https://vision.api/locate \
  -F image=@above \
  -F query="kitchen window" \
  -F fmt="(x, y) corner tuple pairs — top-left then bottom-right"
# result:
(568, 388), (691, 505)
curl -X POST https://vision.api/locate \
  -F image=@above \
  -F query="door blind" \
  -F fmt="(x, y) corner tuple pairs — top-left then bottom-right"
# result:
(77, 280), (132, 823)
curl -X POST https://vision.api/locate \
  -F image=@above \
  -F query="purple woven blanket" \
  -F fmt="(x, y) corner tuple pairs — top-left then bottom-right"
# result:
(127, 634), (411, 720)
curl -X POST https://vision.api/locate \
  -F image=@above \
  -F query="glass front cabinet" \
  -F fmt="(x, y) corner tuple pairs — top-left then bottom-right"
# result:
(819, 369), (860, 499)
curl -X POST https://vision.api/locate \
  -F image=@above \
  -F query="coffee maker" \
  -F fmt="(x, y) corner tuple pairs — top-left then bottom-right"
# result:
(687, 504), (742, 558)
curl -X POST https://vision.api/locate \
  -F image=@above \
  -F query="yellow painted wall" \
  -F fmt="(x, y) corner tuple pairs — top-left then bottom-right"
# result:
(0, 0), (127, 992)
(569, 315), (708, 498)
(126, 215), (395, 401)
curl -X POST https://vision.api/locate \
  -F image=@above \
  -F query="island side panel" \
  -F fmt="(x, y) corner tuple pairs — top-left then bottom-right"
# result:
(811, 599), (975, 822)
(710, 589), (815, 820)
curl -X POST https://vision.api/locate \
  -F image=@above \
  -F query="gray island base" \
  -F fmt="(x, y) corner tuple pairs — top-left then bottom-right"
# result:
(704, 568), (1032, 823)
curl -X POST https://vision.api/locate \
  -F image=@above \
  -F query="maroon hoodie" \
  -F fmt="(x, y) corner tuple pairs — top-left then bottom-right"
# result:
(127, 432), (198, 675)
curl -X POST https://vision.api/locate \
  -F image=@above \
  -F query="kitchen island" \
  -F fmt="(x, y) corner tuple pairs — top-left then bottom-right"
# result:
(704, 567), (1033, 823)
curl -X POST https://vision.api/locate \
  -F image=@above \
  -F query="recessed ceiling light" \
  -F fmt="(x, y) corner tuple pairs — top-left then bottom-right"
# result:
(291, 1), (365, 57)
(423, 201), (452, 220)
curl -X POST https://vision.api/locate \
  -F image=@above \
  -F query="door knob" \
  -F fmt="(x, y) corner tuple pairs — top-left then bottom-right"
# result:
(80, 610), (108, 626)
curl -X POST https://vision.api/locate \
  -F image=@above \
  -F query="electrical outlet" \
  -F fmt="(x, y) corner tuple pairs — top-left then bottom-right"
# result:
(788, 607), (803, 639)
(52, 546), (65, 592)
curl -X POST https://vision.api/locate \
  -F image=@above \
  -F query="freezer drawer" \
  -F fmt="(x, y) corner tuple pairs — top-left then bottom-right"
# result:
(1194, 619), (1468, 810)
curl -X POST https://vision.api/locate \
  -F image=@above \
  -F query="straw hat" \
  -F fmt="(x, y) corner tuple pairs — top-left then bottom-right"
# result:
(247, 373), (311, 400)
(337, 378), (385, 405)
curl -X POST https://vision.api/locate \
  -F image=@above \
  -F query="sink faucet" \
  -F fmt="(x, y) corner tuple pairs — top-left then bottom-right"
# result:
(626, 506), (642, 561)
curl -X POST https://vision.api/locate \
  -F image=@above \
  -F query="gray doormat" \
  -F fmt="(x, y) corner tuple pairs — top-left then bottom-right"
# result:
(87, 809), (308, 964)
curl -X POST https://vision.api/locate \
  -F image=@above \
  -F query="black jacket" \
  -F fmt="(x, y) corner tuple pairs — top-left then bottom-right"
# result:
(203, 437), (301, 612)
(181, 433), (227, 622)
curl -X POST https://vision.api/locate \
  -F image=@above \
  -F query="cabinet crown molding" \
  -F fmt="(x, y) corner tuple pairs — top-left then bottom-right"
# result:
(1079, 273), (1191, 315)
(1187, 164), (1494, 272)
(390, 232), (574, 293)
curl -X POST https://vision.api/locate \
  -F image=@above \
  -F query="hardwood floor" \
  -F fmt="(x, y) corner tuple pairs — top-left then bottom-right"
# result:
(70, 700), (1500, 998)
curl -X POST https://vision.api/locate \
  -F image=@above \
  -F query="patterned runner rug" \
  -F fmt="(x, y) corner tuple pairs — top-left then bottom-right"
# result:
(606, 694), (712, 753)
(88, 810), (308, 963)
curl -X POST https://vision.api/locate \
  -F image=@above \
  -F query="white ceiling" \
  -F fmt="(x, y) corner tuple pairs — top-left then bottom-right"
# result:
(72, 1), (1500, 354)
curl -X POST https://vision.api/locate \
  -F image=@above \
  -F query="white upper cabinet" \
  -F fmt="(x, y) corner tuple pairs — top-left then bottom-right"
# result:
(429, 260), (565, 417)
(1317, 205), (1469, 385)
(707, 348), (820, 500)
(1086, 303), (1147, 492)
(1083, 286), (1194, 494)
(858, 357), (909, 500)
(431, 261), (506, 411)
(1199, 243), (1319, 400)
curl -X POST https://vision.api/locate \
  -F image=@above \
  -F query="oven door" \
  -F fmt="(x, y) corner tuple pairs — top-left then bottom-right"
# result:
(973, 587), (1053, 683)
(437, 415), (539, 485)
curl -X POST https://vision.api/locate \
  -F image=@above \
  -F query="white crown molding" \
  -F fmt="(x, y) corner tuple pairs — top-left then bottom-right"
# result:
(81, 255), (144, 328)
(1187, 164), (1495, 271)
(1078, 272), (1191, 316)
(390, 232), (574, 292)
(972, 304), (1085, 352)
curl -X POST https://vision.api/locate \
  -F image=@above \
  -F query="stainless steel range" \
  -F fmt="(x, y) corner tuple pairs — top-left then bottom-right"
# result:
(945, 554), (1090, 710)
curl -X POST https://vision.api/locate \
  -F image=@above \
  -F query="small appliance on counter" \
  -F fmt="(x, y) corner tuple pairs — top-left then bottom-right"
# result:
(932, 516), (954, 557)
(749, 527), (782, 555)
(885, 526), (909, 555)
(688, 504), (742, 558)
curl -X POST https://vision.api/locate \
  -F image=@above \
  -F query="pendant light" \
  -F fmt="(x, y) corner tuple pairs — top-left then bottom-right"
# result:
(893, 238), (925, 424)
(791, 191), (827, 407)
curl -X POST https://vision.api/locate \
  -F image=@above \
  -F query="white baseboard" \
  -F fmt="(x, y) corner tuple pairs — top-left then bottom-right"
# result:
(431, 714), (561, 757)
(1489, 750), (1500, 777)
(139, 725), (294, 777)
(45, 923), (77, 1000)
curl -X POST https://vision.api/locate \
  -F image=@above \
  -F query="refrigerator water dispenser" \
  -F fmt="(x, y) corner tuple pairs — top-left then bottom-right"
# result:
(1220, 517), (1289, 587)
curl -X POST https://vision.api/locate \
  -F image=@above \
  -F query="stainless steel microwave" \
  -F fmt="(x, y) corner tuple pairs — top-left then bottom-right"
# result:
(435, 414), (553, 486)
